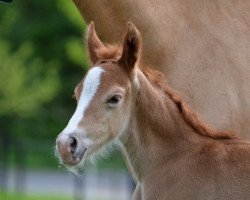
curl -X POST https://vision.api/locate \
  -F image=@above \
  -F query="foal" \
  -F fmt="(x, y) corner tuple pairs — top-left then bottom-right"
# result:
(56, 22), (250, 200)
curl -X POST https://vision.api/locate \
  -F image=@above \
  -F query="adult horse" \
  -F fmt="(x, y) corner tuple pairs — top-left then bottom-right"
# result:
(56, 22), (250, 200)
(72, 0), (250, 139)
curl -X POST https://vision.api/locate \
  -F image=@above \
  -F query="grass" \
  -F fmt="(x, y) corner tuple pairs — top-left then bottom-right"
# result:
(0, 192), (72, 200)
(0, 192), (108, 200)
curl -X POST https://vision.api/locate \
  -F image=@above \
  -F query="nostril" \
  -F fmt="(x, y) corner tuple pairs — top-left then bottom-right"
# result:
(69, 136), (77, 155)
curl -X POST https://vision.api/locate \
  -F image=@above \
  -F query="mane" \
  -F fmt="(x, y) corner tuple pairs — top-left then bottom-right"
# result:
(98, 45), (237, 140)
(96, 44), (122, 60)
(142, 67), (237, 140)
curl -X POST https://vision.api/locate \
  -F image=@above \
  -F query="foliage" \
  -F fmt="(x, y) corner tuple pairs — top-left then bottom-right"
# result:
(0, 0), (85, 168)
(0, 40), (60, 116)
(0, 0), (86, 140)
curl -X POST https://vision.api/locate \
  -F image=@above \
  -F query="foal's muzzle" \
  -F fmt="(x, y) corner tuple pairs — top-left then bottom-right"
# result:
(56, 134), (86, 166)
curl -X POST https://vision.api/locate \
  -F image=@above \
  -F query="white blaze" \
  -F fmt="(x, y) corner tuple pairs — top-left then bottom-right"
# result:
(62, 66), (104, 136)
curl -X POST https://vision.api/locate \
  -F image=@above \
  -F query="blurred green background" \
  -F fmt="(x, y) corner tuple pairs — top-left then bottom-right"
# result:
(0, 1), (130, 200)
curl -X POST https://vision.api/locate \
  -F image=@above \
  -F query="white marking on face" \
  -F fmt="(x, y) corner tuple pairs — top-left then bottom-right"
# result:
(61, 66), (104, 142)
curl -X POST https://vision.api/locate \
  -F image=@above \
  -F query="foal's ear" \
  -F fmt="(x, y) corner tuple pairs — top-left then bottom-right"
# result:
(119, 22), (141, 76)
(86, 22), (104, 64)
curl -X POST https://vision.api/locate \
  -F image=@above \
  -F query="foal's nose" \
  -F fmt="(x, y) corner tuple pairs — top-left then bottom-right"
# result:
(56, 134), (81, 166)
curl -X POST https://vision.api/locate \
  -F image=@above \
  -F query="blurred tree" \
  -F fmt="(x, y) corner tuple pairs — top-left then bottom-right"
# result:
(0, 40), (59, 116)
(0, 0), (86, 140)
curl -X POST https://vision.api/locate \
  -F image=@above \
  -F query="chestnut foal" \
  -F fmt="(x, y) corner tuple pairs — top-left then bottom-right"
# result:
(56, 22), (250, 200)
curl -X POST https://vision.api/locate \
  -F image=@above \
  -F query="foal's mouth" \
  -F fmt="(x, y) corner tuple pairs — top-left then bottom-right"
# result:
(71, 147), (87, 164)
(56, 142), (88, 167)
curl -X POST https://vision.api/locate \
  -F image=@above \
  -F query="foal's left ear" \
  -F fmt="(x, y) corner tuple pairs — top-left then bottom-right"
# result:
(86, 22), (105, 64)
(119, 22), (141, 76)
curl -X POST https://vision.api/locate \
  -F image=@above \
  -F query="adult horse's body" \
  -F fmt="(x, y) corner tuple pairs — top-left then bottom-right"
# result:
(56, 23), (250, 200)
(72, 0), (250, 138)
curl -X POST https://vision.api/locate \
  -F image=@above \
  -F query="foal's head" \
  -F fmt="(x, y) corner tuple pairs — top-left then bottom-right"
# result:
(56, 22), (141, 171)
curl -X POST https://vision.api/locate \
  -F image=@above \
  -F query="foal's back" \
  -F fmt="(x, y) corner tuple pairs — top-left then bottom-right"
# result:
(147, 139), (250, 200)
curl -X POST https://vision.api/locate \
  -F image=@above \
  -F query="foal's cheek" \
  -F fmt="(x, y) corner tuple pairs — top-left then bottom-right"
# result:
(101, 108), (120, 137)
(115, 107), (129, 134)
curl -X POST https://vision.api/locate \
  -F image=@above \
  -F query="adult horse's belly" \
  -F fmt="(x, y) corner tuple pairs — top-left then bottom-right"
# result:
(73, 0), (250, 139)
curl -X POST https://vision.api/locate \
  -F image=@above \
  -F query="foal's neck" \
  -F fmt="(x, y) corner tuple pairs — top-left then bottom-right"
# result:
(119, 70), (206, 182)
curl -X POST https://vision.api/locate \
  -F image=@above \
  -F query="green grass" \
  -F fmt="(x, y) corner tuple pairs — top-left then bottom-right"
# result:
(0, 192), (107, 200)
(0, 192), (72, 200)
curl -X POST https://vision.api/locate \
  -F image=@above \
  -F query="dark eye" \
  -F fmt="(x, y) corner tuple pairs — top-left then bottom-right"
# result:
(100, 60), (107, 64)
(107, 94), (122, 107)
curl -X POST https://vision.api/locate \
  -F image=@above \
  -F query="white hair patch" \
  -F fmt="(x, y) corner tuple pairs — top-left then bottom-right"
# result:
(62, 66), (104, 138)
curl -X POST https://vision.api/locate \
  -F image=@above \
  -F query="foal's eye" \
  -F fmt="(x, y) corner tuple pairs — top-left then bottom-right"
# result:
(107, 94), (122, 108)
(100, 60), (107, 64)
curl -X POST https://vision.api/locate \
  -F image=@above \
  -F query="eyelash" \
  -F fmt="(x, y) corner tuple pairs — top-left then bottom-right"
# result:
(106, 94), (123, 108)
(100, 60), (116, 64)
